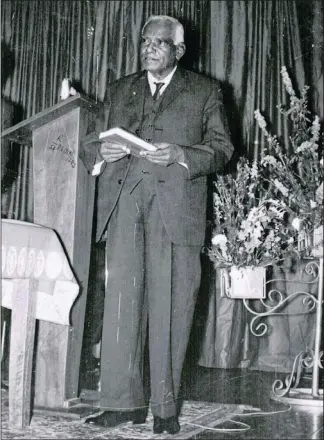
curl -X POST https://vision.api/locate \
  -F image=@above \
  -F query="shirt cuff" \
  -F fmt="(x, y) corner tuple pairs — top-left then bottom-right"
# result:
(177, 147), (188, 169)
(178, 161), (188, 169)
(92, 160), (105, 176)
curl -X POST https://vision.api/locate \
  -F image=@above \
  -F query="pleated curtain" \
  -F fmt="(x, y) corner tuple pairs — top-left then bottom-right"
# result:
(1, 0), (323, 371)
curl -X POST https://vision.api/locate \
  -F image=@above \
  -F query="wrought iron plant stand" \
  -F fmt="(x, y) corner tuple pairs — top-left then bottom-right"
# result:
(242, 257), (323, 408)
(221, 234), (323, 408)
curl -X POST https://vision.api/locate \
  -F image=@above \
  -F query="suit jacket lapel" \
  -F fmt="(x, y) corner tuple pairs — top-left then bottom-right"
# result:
(121, 67), (187, 125)
(158, 66), (188, 113)
(127, 71), (148, 112)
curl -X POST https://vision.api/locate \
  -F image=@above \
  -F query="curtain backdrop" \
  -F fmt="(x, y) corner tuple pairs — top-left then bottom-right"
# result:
(2, 0), (322, 218)
(1, 0), (323, 373)
(194, 0), (323, 373)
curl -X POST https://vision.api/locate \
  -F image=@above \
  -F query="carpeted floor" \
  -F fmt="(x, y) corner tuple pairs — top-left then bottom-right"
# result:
(1, 390), (253, 439)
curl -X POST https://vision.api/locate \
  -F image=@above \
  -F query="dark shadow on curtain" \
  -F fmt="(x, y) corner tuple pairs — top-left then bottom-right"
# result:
(221, 81), (247, 173)
(1, 40), (24, 202)
(295, 0), (314, 111)
(179, 20), (201, 72)
(1, 39), (25, 383)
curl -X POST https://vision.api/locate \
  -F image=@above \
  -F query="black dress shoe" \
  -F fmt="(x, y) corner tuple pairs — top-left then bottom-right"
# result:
(153, 415), (180, 434)
(132, 408), (148, 425)
(85, 409), (146, 427)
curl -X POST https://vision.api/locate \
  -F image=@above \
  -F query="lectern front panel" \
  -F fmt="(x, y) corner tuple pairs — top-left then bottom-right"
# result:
(33, 109), (79, 253)
(32, 103), (96, 407)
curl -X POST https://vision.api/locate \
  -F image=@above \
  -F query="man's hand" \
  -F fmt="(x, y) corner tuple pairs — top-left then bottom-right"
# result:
(99, 142), (130, 163)
(140, 143), (184, 166)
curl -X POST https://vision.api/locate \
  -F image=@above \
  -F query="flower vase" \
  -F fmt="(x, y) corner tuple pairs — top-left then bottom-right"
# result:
(220, 266), (266, 299)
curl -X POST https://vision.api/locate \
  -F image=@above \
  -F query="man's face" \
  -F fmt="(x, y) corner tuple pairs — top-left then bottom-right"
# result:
(140, 21), (183, 79)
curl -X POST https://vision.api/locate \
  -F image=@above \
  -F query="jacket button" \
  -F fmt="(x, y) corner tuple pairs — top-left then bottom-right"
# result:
(118, 179), (122, 184)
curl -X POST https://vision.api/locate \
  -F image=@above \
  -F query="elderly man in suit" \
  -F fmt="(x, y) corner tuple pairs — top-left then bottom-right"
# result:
(83, 15), (234, 434)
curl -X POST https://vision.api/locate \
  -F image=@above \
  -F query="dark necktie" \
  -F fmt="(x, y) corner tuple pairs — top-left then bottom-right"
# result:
(153, 82), (165, 101)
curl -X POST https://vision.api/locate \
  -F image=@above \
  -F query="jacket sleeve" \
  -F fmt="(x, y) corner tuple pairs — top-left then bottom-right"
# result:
(79, 98), (112, 174)
(182, 85), (234, 180)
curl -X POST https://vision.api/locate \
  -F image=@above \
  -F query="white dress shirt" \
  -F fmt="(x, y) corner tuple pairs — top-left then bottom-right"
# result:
(147, 65), (177, 97)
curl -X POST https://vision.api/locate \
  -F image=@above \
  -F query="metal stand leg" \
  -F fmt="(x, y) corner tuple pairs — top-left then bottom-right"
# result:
(239, 257), (323, 408)
(1, 319), (6, 361)
(312, 257), (323, 397)
(270, 258), (323, 408)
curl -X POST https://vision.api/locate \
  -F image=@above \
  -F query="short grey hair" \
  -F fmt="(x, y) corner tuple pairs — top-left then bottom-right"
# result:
(142, 15), (184, 45)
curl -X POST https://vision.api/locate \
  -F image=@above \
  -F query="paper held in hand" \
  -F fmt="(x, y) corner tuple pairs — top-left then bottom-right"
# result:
(99, 127), (157, 158)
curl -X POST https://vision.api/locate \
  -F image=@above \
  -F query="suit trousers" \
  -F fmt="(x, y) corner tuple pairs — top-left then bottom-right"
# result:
(99, 174), (202, 418)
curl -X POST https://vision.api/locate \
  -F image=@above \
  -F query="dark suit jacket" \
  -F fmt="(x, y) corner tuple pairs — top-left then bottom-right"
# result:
(81, 66), (234, 246)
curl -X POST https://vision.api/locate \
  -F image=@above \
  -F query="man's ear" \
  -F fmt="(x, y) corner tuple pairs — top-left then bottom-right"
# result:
(176, 43), (186, 61)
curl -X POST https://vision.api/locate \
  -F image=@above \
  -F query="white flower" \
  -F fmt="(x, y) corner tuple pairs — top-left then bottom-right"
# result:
(252, 221), (263, 239)
(311, 115), (321, 142)
(310, 200), (317, 209)
(213, 193), (222, 206)
(247, 207), (259, 222)
(280, 66), (295, 96)
(264, 230), (275, 249)
(254, 110), (268, 132)
(245, 237), (262, 252)
(292, 217), (302, 231)
(261, 155), (278, 167)
(212, 234), (227, 247)
(296, 141), (317, 154)
(238, 231), (247, 241)
(287, 237), (294, 244)
(250, 161), (258, 178)
(273, 179), (289, 197)
(212, 234), (231, 261)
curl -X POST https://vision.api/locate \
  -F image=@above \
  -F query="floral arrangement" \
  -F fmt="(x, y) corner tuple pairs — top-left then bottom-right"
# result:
(208, 66), (323, 269)
(208, 157), (299, 268)
(254, 66), (323, 238)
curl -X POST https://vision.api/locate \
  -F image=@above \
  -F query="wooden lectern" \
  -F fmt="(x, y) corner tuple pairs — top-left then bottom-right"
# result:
(1, 94), (99, 408)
